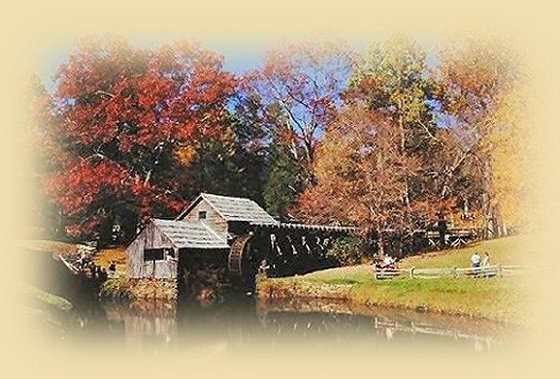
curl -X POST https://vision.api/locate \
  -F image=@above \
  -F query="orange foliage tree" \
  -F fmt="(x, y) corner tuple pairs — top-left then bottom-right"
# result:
(438, 39), (524, 234)
(295, 107), (442, 254)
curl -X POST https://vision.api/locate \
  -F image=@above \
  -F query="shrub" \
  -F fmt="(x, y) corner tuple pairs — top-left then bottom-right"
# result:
(326, 237), (369, 266)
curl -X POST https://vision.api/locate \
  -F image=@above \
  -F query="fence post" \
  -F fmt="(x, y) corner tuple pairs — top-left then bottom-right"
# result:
(410, 267), (415, 279)
(497, 264), (503, 278)
(453, 266), (458, 278)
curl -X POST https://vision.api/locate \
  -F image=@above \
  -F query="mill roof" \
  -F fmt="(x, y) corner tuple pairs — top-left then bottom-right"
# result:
(152, 219), (229, 249)
(176, 193), (279, 225)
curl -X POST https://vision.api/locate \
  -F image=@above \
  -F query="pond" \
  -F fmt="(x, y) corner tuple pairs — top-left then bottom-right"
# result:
(51, 293), (519, 355)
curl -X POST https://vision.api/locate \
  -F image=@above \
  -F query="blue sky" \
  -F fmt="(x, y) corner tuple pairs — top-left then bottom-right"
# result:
(38, 35), (440, 94)
(39, 39), (283, 92)
(38, 36), (377, 93)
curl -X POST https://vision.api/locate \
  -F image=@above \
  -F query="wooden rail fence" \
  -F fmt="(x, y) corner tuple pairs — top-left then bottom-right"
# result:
(374, 264), (535, 280)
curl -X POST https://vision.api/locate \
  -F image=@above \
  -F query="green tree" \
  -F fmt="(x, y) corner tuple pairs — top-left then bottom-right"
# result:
(263, 141), (306, 218)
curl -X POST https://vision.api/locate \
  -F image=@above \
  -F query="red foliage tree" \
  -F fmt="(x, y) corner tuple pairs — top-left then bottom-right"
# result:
(43, 37), (237, 241)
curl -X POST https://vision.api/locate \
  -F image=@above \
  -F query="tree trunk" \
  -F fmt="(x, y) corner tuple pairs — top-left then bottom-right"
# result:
(482, 159), (493, 239)
(378, 232), (385, 257)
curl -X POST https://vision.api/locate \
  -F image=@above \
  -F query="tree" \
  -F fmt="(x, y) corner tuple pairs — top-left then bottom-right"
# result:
(244, 41), (355, 190)
(242, 41), (356, 216)
(179, 111), (268, 204)
(43, 37), (237, 242)
(263, 140), (306, 218)
(346, 38), (449, 228)
(23, 76), (64, 237)
(437, 39), (524, 235)
(295, 106), (427, 254)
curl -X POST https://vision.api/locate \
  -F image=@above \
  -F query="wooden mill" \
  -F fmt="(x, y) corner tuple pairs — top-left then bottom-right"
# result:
(126, 193), (357, 283)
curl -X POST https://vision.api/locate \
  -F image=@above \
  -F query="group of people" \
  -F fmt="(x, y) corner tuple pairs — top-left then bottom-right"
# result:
(470, 251), (492, 277)
(76, 254), (117, 282)
(372, 255), (398, 271)
(372, 255), (399, 280)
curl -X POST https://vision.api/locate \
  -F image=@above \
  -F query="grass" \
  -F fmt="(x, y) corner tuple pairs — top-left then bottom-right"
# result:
(99, 277), (177, 300)
(260, 235), (529, 324)
(350, 277), (523, 323)
(93, 246), (127, 273)
(16, 239), (77, 255)
(22, 283), (73, 312)
(17, 238), (128, 274)
(303, 234), (529, 281)
(399, 234), (529, 268)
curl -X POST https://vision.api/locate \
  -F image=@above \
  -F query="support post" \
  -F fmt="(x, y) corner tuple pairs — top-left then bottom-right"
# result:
(409, 267), (415, 279)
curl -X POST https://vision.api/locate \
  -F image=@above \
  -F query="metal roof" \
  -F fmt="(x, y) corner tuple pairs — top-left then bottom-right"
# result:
(152, 219), (230, 250)
(177, 193), (279, 225)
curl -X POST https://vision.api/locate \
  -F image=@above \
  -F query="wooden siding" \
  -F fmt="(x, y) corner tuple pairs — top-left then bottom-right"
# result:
(182, 198), (228, 239)
(126, 222), (178, 279)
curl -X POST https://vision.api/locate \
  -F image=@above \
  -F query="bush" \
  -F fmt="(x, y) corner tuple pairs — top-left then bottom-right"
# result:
(99, 276), (177, 300)
(326, 237), (369, 266)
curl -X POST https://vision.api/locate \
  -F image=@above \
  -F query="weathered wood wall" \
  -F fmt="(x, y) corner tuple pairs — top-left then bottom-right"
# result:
(126, 222), (178, 279)
(181, 199), (228, 239)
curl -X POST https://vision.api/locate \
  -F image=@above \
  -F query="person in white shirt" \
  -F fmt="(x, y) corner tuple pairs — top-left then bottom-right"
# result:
(471, 252), (481, 277)
(482, 252), (490, 267)
(383, 255), (393, 266)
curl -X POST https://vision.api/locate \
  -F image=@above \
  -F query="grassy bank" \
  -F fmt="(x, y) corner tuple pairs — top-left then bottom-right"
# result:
(93, 247), (127, 274)
(18, 239), (128, 274)
(22, 283), (73, 312)
(20, 284), (75, 337)
(258, 235), (527, 324)
(17, 239), (77, 255)
(99, 277), (177, 300)
(18, 239), (176, 300)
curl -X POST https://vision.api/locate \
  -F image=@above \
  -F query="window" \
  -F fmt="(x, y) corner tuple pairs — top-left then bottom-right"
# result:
(144, 248), (164, 261)
(198, 211), (207, 220)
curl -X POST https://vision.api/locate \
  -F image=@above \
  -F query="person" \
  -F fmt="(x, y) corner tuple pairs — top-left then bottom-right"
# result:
(258, 259), (270, 277)
(471, 252), (481, 278)
(482, 252), (490, 266)
(372, 257), (384, 279)
(76, 254), (85, 270)
(89, 262), (97, 279)
(482, 252), (491, 278)
(383, 255), (394, 267)
(96, 266), (103, 281)
(108, 262), (117, 278)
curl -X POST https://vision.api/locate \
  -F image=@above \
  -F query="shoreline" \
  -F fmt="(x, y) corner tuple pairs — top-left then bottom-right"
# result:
(256, 275), (525, 326)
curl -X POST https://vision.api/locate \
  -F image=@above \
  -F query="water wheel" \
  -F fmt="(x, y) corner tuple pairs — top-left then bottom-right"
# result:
(228, 234), (254, 278)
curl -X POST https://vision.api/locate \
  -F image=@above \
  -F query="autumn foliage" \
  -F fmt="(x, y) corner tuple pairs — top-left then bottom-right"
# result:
(41, 38), (237, 239)
(29, 36), (528, 248)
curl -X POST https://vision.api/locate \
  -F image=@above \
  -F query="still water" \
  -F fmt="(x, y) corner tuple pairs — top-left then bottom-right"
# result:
(53, 294), (517, 355)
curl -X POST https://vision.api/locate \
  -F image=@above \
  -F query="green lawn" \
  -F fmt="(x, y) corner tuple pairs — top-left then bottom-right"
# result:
(22, 283), (73, 312)
(399, 234), (529, 269)
(262, 235), (529, 324)
(16, 239), (77, 255)
(303, 234), (528, 281)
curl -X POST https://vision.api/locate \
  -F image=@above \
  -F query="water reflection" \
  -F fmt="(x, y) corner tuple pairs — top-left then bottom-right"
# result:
(62, 295), (513, 354)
